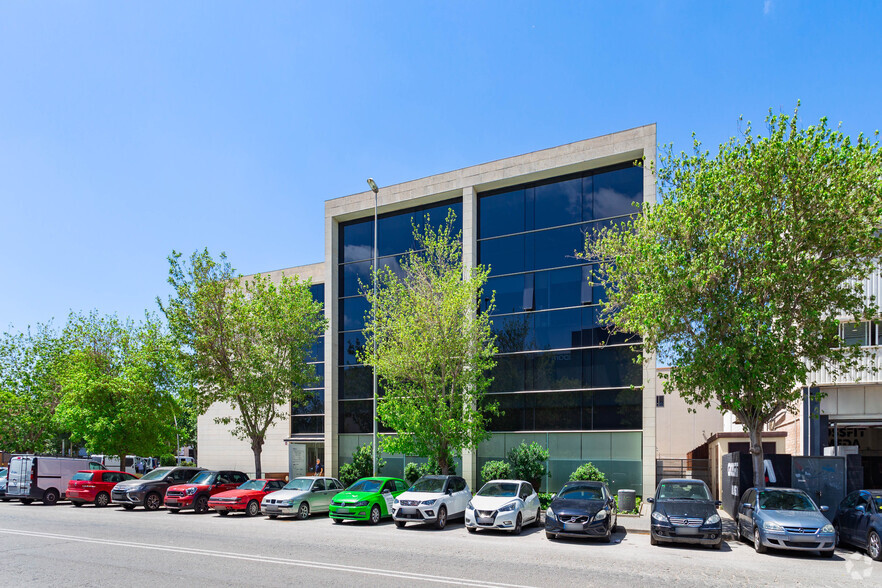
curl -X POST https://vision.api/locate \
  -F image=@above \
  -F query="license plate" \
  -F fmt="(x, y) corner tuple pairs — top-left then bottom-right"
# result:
(265, 506), (280, 513)
(564, 523), (583, 532)
(336, 507), (350, 513)
(675, 527), (699, 535)
(166, 500), (178, 505)
(400, 508), (415, 515)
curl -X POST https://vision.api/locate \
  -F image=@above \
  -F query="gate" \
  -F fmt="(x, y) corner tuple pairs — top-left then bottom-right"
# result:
(791, 456), (847, 521)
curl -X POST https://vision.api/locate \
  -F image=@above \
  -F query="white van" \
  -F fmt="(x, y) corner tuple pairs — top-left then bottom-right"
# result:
(6, 455), (103, 505)
(91, 455), (155, 474)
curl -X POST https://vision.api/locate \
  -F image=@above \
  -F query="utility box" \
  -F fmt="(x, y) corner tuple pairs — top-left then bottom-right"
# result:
(618, 489), (636, 512)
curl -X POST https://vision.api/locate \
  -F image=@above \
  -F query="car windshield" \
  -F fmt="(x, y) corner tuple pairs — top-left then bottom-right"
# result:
(138, 468), (171, 481)
(658, 482), (711, 501)
(283, 478), (313, 491)
(559, 486), (603, 501)
(237, 480), (265, 491)
(478, 482), (519, 498)
(758, 490), (817, 511)
(409, 478), (446, 493)
(187, 471), (216, 485)
(71, 472), (92, 481)
(347, 479), (382, 493)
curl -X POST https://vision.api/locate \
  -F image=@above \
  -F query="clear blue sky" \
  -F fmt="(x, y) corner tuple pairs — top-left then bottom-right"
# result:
(2, 1), (880, 332)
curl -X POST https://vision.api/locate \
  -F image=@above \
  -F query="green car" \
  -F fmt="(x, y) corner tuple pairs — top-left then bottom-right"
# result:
(329, 477), (408, 524)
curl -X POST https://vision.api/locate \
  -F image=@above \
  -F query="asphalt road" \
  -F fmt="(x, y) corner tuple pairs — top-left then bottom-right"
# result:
(0, 500), (876, 587)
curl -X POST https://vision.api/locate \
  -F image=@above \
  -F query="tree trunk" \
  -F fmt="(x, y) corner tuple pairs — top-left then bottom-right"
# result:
(438, 441), (449, 475)
(748, 425), (765, 490)
(252, 440), (263, 479)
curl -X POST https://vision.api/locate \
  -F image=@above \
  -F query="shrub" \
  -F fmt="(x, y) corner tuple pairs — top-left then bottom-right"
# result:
(480, 460), (511, 485)
(339, 443), (386, 488)
(159, 454), (176, 467)
(538, 492), (555, 509)
(569, 462), (608, 484)
(403, 457), (457, 485)
(507, 442), (549, 492)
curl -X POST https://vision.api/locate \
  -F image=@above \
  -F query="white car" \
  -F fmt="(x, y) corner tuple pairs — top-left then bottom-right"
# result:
(261, 476), (344, 519)
(465, 479), (542, 535)
(392, 475), (471, 529)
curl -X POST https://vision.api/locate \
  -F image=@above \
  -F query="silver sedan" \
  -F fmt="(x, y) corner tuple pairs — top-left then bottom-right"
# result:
(261, 476), (344, 519)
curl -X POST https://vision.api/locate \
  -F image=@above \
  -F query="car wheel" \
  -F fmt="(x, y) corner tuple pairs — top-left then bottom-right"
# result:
(94, 492), (110, 508)
(395, 520), (406, 529)
(20, 499), (34, 505)
(298, 502), (310, 520)
(144, 493), (162, 511)
(246, 500), (260, 517)
(753, 527), (767, 554)
(369, 504), (381, 525)
(738, 518), (749, 543)
(122, 504), (135, 510)
(1, 498), (10, 502)
(868, 530), (882, 561)
(650, 533), (658, 546)
(43, 489), (59, 506)
(332, 517), (342, 524)
(467, 526), (476, 533)
(534, 509), (541, 527)
(435, 505), (447, 530)
(268, 514), (278, 520)
(72, 501), (83, 507)
(820, 549), (834, 558)
(546, 531), (556, 540)
(512, 513), (522, 535)
(711, 539), (722, 550)
(218, 510), (229, 516)
(194, 495), (209, 514)
(168, 508), (180, 514)
(602, 525), (611, 543)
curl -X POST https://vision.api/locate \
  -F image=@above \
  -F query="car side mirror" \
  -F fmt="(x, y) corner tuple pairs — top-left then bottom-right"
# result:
(820, 505), (829, 513)
(715, 501), (722, 507)
(646, 497), (654, 504)
(856, 505), (866, 513)
(383, 489), (391, 494)
(742, 503), (752, 510)
(551, 493), (557, 500)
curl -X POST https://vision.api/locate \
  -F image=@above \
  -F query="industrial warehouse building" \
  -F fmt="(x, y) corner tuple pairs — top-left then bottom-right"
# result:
(198, 125), (658, 495)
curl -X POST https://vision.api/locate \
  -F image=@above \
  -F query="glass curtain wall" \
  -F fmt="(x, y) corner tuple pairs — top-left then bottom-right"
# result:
(291, 283), (326, 436)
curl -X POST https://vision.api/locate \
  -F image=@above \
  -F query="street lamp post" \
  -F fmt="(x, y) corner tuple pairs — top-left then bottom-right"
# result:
(367, 178), (379, 476)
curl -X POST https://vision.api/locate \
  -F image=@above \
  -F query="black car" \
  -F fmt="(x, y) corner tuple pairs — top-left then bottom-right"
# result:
(834, 489), (882, 561)
(647, 478), (723, 549)
(111, 466), (204, 511)
(545, 481), (618, 542)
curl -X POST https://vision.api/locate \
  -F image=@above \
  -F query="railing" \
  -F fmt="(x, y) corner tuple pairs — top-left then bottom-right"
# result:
(807, 346), (882, 386)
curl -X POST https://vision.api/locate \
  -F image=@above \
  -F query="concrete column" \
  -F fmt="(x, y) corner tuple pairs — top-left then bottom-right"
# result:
(640, 134), (658, 497)
(461, 185), (479, 490)
(324, 214), (339, 477)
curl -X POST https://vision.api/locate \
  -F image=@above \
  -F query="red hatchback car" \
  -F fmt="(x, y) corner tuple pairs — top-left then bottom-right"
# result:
(164, 470), (249, 513)
(208, 478), (286, 517)
(68, 470), (137, 507)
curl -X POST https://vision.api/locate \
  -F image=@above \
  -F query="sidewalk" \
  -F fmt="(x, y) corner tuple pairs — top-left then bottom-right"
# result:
(618, 508), (738, 540)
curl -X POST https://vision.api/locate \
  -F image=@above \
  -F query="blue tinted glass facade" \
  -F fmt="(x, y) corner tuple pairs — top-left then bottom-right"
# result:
(337, 199), (463, 433)
(292, 282), (326, 436)
(479, 163), (643, 431)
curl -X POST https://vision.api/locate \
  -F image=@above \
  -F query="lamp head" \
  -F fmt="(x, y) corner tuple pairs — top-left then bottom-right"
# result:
(366, 178), (379, 194)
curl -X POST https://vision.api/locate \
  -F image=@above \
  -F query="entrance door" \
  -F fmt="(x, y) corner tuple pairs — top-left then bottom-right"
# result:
(791, 456), (846, 520)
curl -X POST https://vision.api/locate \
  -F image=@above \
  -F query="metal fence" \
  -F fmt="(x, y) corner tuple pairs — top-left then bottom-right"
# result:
(656, 459), (711, 485)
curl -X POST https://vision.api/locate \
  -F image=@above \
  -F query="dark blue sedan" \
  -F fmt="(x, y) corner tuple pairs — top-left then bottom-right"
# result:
(833, 490), (882, 561)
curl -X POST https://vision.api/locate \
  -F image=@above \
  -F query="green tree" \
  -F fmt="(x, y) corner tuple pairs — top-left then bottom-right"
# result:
(569, 462), (608, 484)
(585, 105), (882, 489)
(480, 460), (511, 485)
(359, 212), (498, 475)
(160, 249), (327, 477)
(508, 441), (549, 492)
(338, 443), (386, 487)
(53, 312), (182, 464)
(0, 323), (72, 454)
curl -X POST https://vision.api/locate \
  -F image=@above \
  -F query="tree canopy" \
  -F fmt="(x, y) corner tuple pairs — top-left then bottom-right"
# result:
(359, 211), (498, 475)
(160, 249), (327, 477)
(585, 105), (882, 488)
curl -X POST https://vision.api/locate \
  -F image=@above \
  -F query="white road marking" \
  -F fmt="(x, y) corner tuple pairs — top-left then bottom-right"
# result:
(0, 527), (535, 587)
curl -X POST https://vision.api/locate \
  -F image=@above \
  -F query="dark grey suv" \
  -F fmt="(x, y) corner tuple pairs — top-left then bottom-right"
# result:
(111, 466), (204, 511)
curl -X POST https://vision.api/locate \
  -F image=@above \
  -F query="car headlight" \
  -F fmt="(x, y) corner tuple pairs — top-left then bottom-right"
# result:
(546, 508), (556, 521)
(763, 521), (783, 532)
(421, 499), (436, 506)
(705, 514), (721, 525)
(651, 511), (668, 523)
(498, 501), (518, 512)
(354, 500), (369, 507)
(185, 487), (198, 496)
(821, 524), (835, 533)
(594, 509), (608, 521)
(467, 501), (474, 510)
(393, 498), (399, 504)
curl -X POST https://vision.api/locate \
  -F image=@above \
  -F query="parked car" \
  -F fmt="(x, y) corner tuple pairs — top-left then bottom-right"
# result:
(647, 478), (722, 549)
(329, 477), (408, 524)
(111, 466), (204, 511)
(164, 470), (248, 513)
(0, 467), (7, 501)
(833, 489), (882, 561)
(545, 480), (618, 542)
(262, 476), (345, 519)
(464, 479), (541, 535)
(6, 455), (103, 505)
(737, 487), (836, 557)
(391, 475), (471, 530)
(67, 470), (137, 507)
(209, 478), (286, 517)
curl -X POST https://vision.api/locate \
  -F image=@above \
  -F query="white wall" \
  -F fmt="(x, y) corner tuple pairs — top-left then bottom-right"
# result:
(196, 401), (290, 477)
